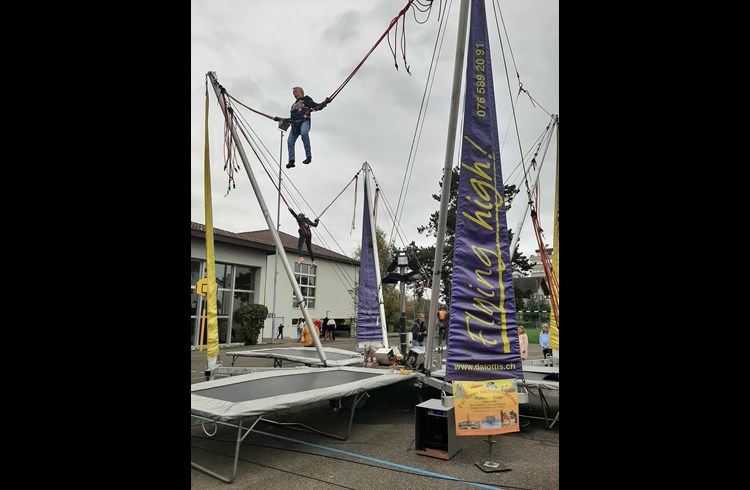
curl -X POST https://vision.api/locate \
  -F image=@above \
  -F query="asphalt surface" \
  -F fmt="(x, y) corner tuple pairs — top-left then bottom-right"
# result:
(191, 334), (559, 489)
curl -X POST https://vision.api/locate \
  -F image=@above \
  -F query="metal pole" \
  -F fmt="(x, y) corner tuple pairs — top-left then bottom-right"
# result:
(207, 72), (327, 363)
(425, 0), (470, 373)
(270, 126), (285, 343)
(399, 251), (407, 354)
(509, 115), (556, 260)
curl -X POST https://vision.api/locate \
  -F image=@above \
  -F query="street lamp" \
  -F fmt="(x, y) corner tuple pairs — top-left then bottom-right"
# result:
(271, 119), (289, 343)
(397, 251), (408, 354)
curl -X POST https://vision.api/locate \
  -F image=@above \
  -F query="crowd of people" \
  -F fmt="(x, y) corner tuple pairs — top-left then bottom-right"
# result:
(274, 311), (554, 362)
(284, 316), (338, 345)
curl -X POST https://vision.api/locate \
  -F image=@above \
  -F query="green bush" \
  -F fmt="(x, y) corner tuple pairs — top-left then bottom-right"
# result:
(234, 303), (268, 345)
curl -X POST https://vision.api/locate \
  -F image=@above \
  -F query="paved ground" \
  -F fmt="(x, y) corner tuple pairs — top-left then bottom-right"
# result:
(191, 334), (558, 489)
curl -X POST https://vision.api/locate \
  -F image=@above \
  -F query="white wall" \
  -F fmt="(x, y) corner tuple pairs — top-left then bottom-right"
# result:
(262, 252), (358, 338)
(191, 240), (269, 269)
(192, 235), (358, 341)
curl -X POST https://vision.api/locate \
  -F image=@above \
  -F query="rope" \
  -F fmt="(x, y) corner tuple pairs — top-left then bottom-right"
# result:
(226, 94), (276, 120)
(373, 185), (380, 225)
(217, 0), (428, 124)
(328, 0), (417, 102)
(210, 79), (293, 207)
(316, 172), (361, 220)
(232, 117), (292, 208)
(351, 175), (359, 233)
(211, 80), (242, 194)
(390, 1), (450, 248)
(530, 207), (558, 328)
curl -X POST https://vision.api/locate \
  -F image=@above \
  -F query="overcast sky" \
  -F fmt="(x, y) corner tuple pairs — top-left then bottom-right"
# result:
(191, 0), (559, 264)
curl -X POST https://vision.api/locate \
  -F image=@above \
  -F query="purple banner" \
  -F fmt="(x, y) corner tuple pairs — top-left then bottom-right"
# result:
(446, 0), (520, 382)
(356, 183), (382, 342)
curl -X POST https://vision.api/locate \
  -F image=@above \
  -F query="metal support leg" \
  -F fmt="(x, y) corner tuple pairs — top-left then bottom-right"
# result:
(519, 385), (559, 429)
(191, 415), (262, 483)
(259, 391), (369, 441)
(538, 388), (559, 429)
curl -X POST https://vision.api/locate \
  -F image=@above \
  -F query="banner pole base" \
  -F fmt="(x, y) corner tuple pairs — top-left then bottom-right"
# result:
(475, 460), (511, 472)
(476, 435), (511, 472)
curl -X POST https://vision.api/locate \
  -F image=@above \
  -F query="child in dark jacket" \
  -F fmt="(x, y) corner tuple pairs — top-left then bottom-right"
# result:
(289, 207), (319, 265)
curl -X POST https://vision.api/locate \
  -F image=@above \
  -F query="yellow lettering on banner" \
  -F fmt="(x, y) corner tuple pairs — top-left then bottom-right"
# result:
(457, 136), (511, 351)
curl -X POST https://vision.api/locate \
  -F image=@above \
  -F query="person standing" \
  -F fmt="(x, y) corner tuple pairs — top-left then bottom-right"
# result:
(274, 86), (330, 169)
(300, 318), (321, 347)
(539, 323), (553, 358)
(412, 313), (426, 346)
(327, 317), (336, 341)
(296, 318), (304, 341)
(517, 325), (529, 361)
(275, 323), (284, 339)
(437, 310), (447, 345)
(418, 315), (428, 346)
(288, 207), (319, 265)
(301, 322), (314, 347)
(321, 316), (329, 341)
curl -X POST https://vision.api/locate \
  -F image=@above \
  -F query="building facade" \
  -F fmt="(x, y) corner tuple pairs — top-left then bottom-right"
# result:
(190, 222), (359, 347)
(527, 247), (553, 277)
(512, 247), (554, 329)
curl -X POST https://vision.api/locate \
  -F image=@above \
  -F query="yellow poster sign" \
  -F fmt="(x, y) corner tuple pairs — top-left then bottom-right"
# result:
(452, 379), (520, 436)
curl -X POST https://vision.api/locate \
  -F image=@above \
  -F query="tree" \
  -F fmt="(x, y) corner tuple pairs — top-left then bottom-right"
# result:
(514, 287), (535, 313)
(416, 166), (533, 303)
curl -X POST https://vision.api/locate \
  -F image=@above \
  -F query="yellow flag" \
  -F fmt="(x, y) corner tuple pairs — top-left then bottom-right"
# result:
(203, 81), (220, 368)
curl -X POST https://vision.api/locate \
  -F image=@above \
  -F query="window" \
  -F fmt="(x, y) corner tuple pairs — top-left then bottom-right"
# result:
(293, 263), (316, 308)
(191, 260), (202, 286)
(214, 263), (232, 288)
(234, 265), (255, 291)
(190, 259), (258, 346)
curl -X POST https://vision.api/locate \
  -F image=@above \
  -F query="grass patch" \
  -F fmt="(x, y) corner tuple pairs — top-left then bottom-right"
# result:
(525, 327), (540, 344)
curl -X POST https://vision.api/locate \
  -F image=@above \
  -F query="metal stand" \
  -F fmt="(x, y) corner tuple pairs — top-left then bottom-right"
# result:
(191, 416), (262, 483)
(475, 435), (510, 472)
(539, 388), (559, 429)
(191, 390), (369, 483)
(259, 391), (369, 441)
(270, 122), (287, 345)
(521, 386), (560, 429)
